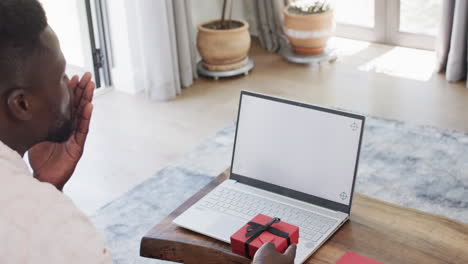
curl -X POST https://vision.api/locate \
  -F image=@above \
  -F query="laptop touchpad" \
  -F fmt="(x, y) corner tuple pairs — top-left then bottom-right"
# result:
(210, 215), (246, 242)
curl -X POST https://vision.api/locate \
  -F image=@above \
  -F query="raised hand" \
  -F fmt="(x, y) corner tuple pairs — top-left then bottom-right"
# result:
(28, 72), (95, 190)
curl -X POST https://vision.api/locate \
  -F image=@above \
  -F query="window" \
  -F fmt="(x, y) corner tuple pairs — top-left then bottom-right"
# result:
(334, 0), (374, 28)
(333, 0), (442, 50)
(399, 0), (441, 36)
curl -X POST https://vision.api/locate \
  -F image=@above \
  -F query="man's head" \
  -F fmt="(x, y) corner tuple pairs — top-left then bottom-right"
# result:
(0, 0), (74, 154)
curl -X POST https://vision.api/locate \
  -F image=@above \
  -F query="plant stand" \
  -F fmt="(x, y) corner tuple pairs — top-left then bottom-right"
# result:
(197, 57), (254, 81)
(280, 44), (337, 66)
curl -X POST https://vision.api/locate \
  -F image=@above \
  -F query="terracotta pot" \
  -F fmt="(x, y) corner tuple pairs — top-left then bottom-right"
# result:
(283, 8), (334, 55)
(197, 19), (251, 71)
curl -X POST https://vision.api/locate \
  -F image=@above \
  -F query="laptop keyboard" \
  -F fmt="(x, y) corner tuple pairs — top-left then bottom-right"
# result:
(198, 187), (339, 242)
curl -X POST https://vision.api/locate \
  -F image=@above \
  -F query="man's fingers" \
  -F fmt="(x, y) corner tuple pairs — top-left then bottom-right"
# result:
(76, 79), (96, 106)
(79, 103), (93, 132)
(74, 80), (95, 124)
(73, 73), (92, 107)
(68, 75), (79, 89)
(74, 72), (92, 104)
(78, 72), (92, 89)
(74, 103), (93, 147)
(84, 79), (96, 102)
(283, 244), (297, 259)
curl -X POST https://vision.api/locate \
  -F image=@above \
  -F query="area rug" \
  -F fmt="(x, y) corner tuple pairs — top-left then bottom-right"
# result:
(91, 117), (468, 264)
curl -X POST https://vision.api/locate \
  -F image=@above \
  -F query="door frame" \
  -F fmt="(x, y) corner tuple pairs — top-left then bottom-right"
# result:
(85, 0), (112, 88)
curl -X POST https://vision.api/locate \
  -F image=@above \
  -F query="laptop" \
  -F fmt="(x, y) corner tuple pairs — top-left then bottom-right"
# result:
(173, 91), (365, 263)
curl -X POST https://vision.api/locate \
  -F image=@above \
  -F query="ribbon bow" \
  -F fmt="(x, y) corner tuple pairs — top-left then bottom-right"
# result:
(244, 217), (291, 259)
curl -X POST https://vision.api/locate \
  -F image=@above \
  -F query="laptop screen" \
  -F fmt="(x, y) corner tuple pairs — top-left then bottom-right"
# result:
(230, 91), (365, 214)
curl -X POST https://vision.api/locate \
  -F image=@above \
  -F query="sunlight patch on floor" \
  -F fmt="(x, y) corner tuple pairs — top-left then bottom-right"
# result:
(358, 46), (436, 81)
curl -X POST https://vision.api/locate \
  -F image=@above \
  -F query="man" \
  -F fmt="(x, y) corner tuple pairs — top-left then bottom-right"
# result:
(0, 0), (296, 263)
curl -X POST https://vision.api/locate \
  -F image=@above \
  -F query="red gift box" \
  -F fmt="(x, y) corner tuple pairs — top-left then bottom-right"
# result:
(230, 214), (299, 259)
(337, 252), (384, 264)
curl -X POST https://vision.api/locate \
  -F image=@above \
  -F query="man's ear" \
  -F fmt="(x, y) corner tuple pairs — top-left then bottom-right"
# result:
(6, 89), (33, 121)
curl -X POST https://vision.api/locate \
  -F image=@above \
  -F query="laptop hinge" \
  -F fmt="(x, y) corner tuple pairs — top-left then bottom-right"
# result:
(229, 180), (347, 217)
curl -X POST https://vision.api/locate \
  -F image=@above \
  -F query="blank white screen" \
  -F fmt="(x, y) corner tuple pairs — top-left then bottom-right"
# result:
(232, 95), (362, 205)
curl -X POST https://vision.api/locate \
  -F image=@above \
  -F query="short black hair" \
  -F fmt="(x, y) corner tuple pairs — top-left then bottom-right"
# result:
(0, 0), (48, 88)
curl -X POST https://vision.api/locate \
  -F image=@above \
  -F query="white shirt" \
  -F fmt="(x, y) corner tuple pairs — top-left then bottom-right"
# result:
(0, 140), (112, 264)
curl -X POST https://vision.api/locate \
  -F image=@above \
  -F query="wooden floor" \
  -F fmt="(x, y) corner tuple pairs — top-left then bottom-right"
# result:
(66, 38), (468, 215)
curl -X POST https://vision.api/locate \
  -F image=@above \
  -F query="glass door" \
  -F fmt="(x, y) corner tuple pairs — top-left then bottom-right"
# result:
(387, 0), (442, 50)
(333, 0), (442, 50)
(38, 0), (111, 87)
(333, 0), (379, 42)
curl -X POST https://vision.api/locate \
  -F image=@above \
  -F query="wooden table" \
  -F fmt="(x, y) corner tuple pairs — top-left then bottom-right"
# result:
(140, 170), (468, 264)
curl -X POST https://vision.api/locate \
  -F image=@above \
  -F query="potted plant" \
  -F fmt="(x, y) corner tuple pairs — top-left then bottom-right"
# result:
(197, 0), (251, 72)
(284, 0), (334, 55)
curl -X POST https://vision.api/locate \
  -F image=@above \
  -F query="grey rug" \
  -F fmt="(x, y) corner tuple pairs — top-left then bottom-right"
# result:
(91, 117), (468, 264)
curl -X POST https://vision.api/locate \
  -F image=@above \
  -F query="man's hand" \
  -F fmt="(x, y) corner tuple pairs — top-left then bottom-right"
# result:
(28, 72), (95, 191)
(253, 242), (297, 264)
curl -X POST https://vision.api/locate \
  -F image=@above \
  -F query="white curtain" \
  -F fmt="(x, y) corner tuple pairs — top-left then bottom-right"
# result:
(252, 0), (286, 52)
(436, 0), (468, 87)
(133, 0), (197, 101)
